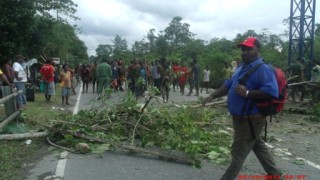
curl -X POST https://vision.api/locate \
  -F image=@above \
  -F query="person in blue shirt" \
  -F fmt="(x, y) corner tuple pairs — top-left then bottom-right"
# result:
(203, 37), (282, 180)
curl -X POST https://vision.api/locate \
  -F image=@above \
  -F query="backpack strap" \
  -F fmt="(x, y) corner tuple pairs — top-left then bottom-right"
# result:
(239, 62), (264, 140)
(240, 63), (265, 115)
(264, 118), (268, 141)
(238, 63), (264, 85)
(247, 101), (256, 139)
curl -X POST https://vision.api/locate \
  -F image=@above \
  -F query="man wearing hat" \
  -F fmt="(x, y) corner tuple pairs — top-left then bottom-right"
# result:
(203, 37), (282, 179)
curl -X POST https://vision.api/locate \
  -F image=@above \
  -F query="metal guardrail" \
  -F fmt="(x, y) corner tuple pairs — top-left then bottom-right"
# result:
(0, 88), (23, 130)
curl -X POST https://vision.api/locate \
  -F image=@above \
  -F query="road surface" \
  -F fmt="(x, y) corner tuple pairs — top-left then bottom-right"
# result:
(23, 84), (320, 180)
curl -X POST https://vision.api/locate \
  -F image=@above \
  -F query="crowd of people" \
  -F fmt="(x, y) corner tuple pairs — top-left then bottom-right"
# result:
(0, 53), (244, 109)
(286, 56), (320, 105)
(3, 37), (320, 179)
(0, 55), (28, 110)
(2, 51), (318, 110)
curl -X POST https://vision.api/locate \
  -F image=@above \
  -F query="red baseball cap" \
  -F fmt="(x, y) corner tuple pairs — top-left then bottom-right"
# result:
(237, 37), (261, 48)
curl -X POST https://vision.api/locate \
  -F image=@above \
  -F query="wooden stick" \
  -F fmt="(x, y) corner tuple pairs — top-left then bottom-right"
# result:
(191, 100), (227, 108)
(0, 111), (21, 130)
(0, 130), (49, 140)
(287, 75), (299, 81)
(193, 122), (214, 126)
(72, 132), (197, 165)
(42, 50), (47, 60)
(306, 82), (320, 88)
(47, 137), (78, 153)
(40, 55), (46, 63)
(141, 95), (153, 113)
(46, 126), (196, 165)
(288, 81), (312, 86)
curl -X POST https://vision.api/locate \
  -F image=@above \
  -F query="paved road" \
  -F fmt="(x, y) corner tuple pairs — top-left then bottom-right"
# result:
(24, 84), (320, 180)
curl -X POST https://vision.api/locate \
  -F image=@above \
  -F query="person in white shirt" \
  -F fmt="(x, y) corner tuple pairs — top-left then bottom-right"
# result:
(13, 54), (28, 110)
(200, 65), (210, 94)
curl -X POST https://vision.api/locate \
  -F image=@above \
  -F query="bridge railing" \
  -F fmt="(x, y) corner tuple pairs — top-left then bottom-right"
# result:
(0, 86), (22, 130)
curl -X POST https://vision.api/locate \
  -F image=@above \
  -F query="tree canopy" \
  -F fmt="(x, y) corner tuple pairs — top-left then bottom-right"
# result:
(0, 0), (87, 66)
(3, 1), (320, 72)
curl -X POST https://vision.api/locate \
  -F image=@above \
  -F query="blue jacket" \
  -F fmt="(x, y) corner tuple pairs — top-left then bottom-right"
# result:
(224, 58), (278, 116)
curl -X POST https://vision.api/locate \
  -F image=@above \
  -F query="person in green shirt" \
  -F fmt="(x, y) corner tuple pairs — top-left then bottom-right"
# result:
(96, 57), (112, 99)
(288, 57), (306, 102)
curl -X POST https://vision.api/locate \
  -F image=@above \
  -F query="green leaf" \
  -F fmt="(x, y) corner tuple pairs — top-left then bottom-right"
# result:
(145, 142), (155, 147)
(207, 150), (220, 160)
(215, 157), (227, 164)
(218, 146), (230, 155)
(91, 144), (111, 154)
(293, 159), (305, 165)
(217, 129), (230, 136)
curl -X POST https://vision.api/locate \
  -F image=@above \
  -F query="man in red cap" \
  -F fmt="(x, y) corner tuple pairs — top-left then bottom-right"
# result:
(203, 37), (282, 179)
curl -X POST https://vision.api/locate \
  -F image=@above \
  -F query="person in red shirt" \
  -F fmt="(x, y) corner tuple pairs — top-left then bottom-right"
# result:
(172, 62), (180, 92)
(40, 58), (55, 102)
(179, 62), (188, 95)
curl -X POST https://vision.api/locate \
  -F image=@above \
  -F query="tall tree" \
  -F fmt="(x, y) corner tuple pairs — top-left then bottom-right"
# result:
(0, 0), (36, 56)
(132, 40), (149, 58)
(183, 39), (205, 60)
(112, 35), (128, 60)
(164, 16), (194, 52)
(208, 38), (234, 54)
(96, 44), (113, 59)
(147, 29), (157, 54)
(155, 32), (169, 58)
(27, 15), (54, 57)
(313, 24), (320, 60)
(34, 0), (78, 21)
(0, 0), (83, 60)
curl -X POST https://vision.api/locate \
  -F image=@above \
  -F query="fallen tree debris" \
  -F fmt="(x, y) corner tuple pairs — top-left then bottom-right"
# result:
(0, 130), (49, 140)
(192, 100), (227, 108)
(45, 92), (232, 167)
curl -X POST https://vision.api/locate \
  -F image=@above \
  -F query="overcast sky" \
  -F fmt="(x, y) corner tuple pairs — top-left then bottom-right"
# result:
(71, 0), (319, 56)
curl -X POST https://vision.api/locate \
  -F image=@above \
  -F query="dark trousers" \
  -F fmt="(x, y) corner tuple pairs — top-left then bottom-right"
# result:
(221, 115), (281, 180)
(160, 77), (170, 102)
(153, 78), (161, 91)
(194, 77), (199, 95)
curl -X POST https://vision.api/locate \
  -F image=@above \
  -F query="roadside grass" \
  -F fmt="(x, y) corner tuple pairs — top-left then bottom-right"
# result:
(0, 87), (68, 180)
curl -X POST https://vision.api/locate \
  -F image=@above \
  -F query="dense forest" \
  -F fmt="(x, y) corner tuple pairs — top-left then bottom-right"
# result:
(0, 0), (88, 64)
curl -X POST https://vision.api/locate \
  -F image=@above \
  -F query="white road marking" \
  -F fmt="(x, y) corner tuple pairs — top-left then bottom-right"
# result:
(54, 151), (68, 180)
(265, 143), (320, 170)
(54, 84), (82, 179)
(225, 127), (320, 170)
(73, 83), (83, 115)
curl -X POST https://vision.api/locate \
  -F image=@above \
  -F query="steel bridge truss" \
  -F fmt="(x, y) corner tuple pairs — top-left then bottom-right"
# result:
(288, 0), (316, 67)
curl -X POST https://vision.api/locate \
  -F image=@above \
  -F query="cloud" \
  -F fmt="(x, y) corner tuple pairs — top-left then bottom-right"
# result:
(72, 0), (317, 56)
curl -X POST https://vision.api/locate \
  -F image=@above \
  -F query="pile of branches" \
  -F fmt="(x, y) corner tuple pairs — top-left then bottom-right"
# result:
(46, 94), (232, 167)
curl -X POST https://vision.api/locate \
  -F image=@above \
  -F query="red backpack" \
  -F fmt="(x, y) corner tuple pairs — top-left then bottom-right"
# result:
(239, 63), (288, 141)
(239, 63), (288, 116)
(255, 67), (287, 115)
